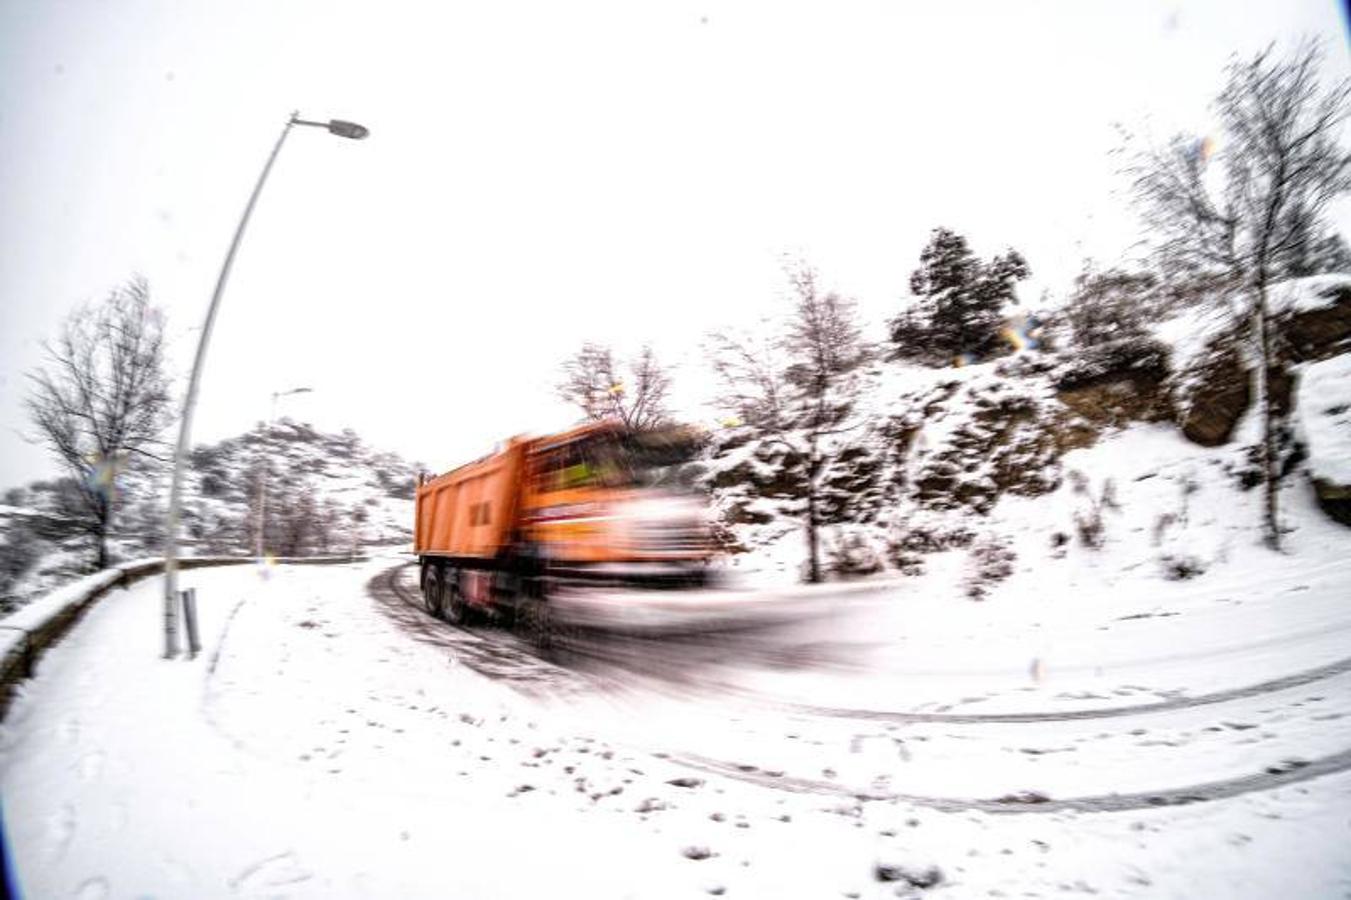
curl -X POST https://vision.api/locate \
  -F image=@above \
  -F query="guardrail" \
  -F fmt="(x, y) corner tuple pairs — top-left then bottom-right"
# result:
(0, 554), (366, 721)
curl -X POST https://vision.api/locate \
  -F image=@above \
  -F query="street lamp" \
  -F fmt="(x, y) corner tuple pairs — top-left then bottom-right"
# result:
(295, 117), (370, 140)
(162, 112), (368, 659)
(255, 387), (314, 562)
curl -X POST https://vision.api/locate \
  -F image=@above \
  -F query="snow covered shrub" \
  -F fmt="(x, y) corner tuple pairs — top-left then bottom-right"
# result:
(1149, 470), (1212, 580)
(888, 548), (925, 576)
(199, 471), (228, 499)
(1153, 471), (1200, 547)
(891, 522), (974, 554)
(1062, 266), (1158, 348)
(1055, 337), (1171, 392)
(962, 535), (1016, 600)
(0, 522), (44, 611)
(1074, 507), (1104, 549)
(1069, 471), (1119, 549)
(885, 519), (974, 576)
(827, 532), (883, 578)
(1151, 512), (1178, 546)
(1159, 554), (1207, 580)
(709, 518), (746, 554)
(1177, 471), (1199, 518)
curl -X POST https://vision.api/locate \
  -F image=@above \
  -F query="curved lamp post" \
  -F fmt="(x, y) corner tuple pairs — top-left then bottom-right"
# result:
(162, 113), (368, 659)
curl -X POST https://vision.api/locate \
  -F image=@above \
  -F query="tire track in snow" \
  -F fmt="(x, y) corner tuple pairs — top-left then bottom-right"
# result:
(373, 565), (1351, 725)
(371, 562), (1351, 813)
(671, 745), (1351, 814)
(547, 610), (1351, 727)
(366, 563), (601, 698)
(786, 654), (1351, 725)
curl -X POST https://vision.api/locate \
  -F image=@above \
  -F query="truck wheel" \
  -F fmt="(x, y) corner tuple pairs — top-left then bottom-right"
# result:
(424, 565), (445, 618)
(444, 571), (469, 626)
(522, 598), (553, 650)
(523, 597), (575, 654)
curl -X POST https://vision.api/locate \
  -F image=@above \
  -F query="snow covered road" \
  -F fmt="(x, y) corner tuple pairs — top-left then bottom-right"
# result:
(3, 555), (1350, 897)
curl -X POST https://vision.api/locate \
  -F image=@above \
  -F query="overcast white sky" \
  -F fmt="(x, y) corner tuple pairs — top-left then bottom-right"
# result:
(1, 0), (1347, 486)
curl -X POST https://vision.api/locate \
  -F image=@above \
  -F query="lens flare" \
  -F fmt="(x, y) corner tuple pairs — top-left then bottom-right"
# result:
(1194, 134), (1217, 165)
(85, 452), (126, 501)
(1002, 312), (1044, 353)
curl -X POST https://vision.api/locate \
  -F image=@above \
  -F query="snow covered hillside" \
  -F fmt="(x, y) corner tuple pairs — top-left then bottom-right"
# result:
(706, 276), (1351, 591)
(0, 421), (419, 612)
(171, 419), (418, 555)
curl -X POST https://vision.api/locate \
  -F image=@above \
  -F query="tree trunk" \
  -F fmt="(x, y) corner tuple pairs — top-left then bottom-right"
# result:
(805, 441), (821, 584)
(1253, 283), (1281, 550)
(95, 496), (111, 570)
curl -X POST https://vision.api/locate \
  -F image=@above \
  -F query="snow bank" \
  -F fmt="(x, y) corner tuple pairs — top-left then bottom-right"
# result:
(1, 558), (240, 703)
(1152, 302), (1234, 381)
(1297, 354), (1351, 486)
(1, 555), (366, 716)
(1270, 274), (1351, 316)
(0, 567), (128, 637)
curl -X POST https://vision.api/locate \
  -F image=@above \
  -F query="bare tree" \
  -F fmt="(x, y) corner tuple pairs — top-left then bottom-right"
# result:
(1128, 41), (1351, 549)
(710, 262), (868, 582)
(25, 276), (172, 569)
(557, 342), (673, 432)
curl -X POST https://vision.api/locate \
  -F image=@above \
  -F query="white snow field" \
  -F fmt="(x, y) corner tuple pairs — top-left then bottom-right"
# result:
(4, 495), (1351, 900)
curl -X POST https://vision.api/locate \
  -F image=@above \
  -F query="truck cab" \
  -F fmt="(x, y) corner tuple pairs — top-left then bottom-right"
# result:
(521, 421), (713, 586)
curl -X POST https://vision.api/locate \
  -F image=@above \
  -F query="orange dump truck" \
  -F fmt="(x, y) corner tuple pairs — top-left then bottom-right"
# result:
(414, 421), (714, 625)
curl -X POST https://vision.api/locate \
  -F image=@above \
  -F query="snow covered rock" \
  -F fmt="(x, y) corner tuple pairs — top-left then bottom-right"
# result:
(1296, 354), (1351, 526)
(1165, 278), (1351, 448)
(1273, 277), (1351, 363)
(1053, 336), (1174, 428)
(1170, 324), (1251, 447)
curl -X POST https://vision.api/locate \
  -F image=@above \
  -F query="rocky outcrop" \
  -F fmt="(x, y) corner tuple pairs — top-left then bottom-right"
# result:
(1176, 339), (1252, 447)
(1281, 284), (1351, 363)
(1170, 282), (1351, 448)
(1054, 337), (1174, 428)
(911, 379), (1076, 515)
(1296, 354), (1351, 527)
(704, 281), (1351, 546)
(1313, 479), (1351, 527)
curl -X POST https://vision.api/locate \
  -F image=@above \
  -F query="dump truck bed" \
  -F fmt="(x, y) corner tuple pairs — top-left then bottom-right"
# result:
(414, 439), (527, 559)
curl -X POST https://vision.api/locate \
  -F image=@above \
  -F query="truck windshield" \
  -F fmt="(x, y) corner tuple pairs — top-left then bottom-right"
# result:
(619, 429), (705, 489)
(537, 428), (705, 492)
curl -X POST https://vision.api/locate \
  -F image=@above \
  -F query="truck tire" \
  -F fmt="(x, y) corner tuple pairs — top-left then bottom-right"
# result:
(444, 569), (470, 626)
(520, 597), (553, 650)
(423, 564), (445, 618)
(522, 596), (577, 655)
